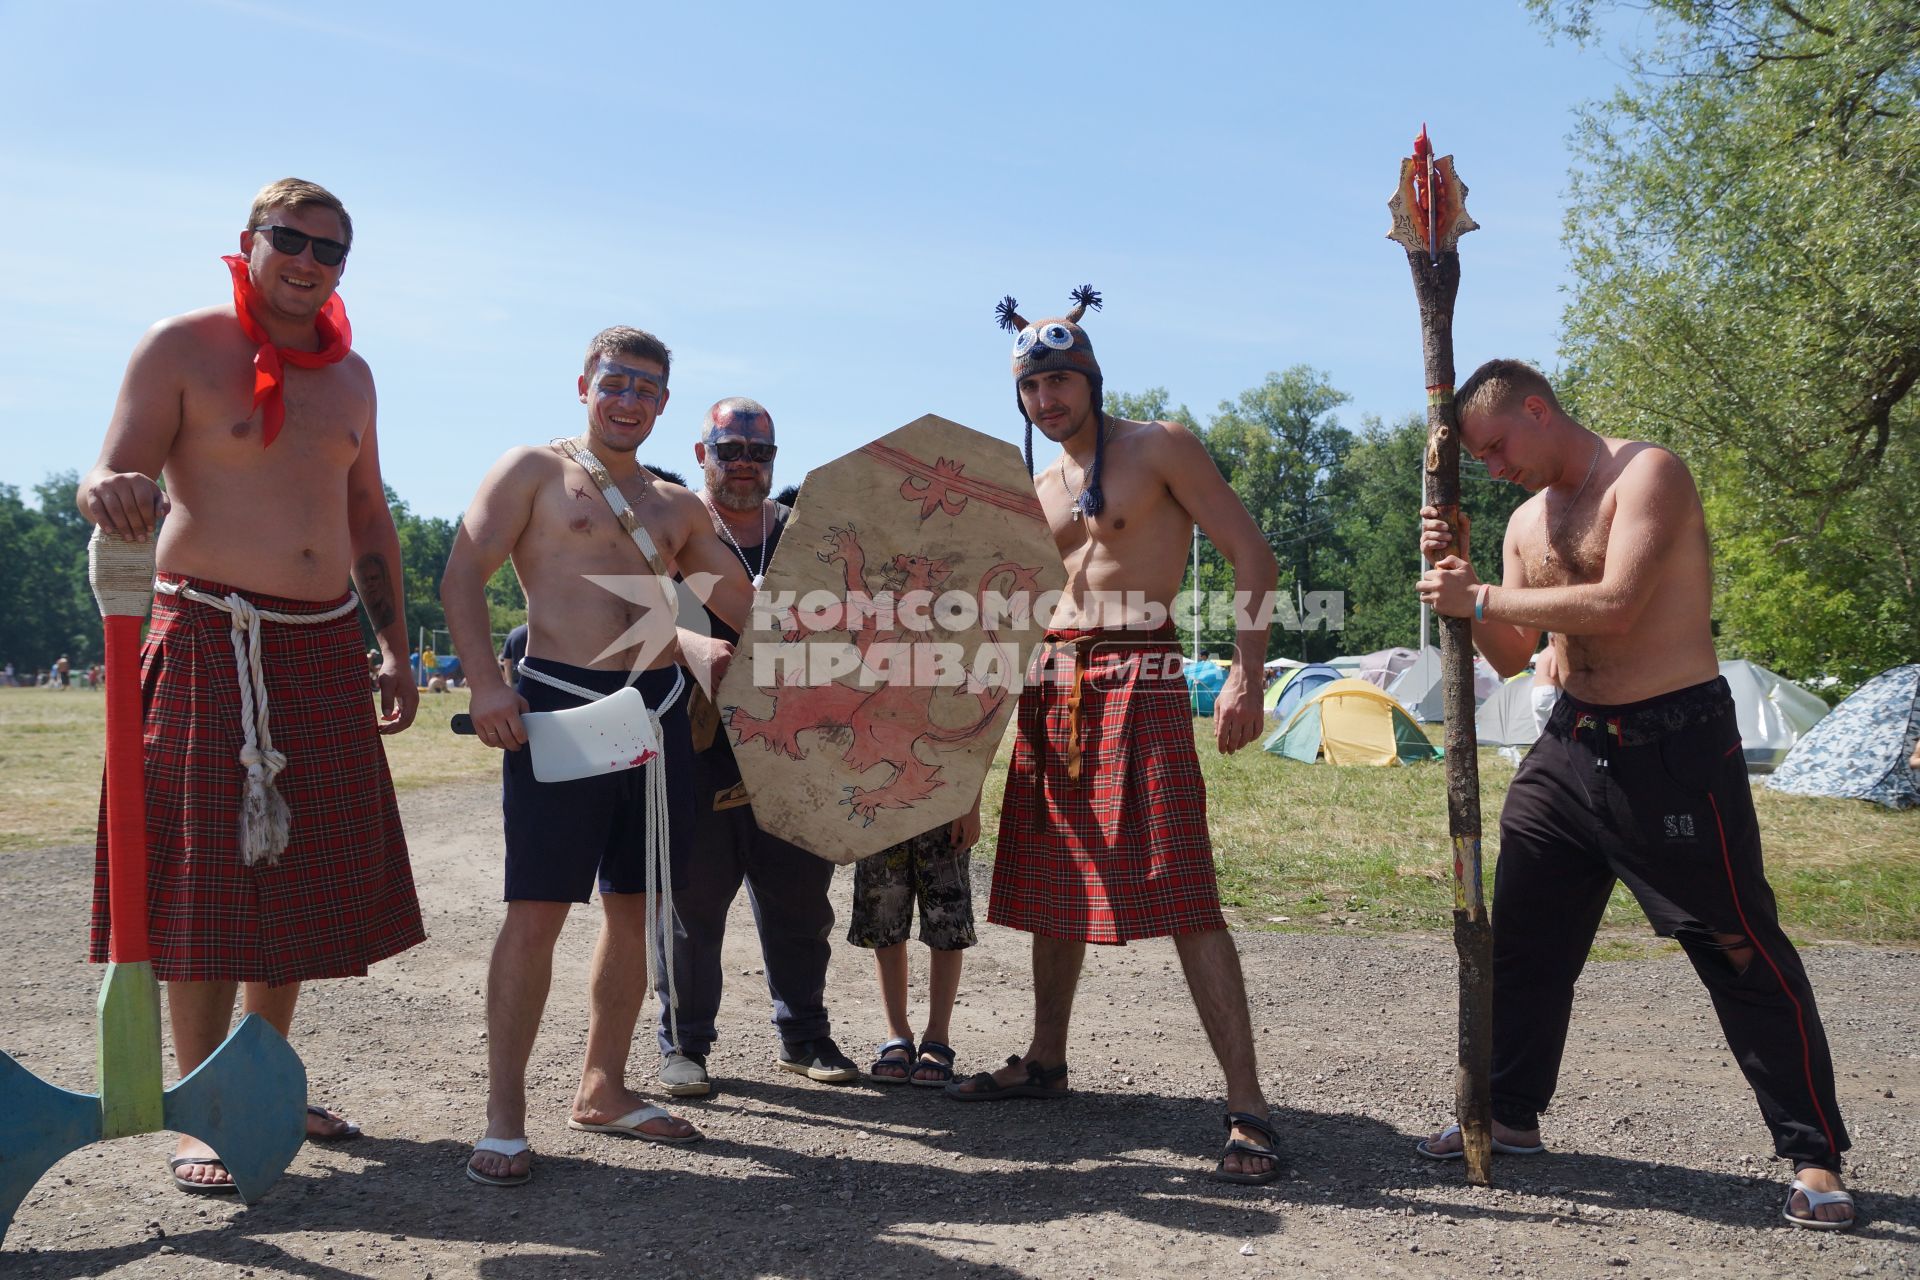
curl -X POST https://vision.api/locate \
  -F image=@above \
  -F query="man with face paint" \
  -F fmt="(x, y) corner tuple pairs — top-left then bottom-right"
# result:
(76, 177), (424, 1193)
(650, 397), (863, 1096)
(946, 287), (1283, 1187)
(1414, 359), (1853, 1228)
(441, 328), (754, 1187)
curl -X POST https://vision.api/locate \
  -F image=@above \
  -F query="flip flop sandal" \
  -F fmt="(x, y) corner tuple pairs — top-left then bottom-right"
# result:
(944, 1054), (1069, 1101)
(170, 1156), (239, 1196)
(1782, 1177), (1857, 1230)
(567, 1105), (704, 1145)
(1415, 1123), (1547, 1160)
(868, 1036), (915, 1085)
(910, 1040), (958, 1088)
(1214, 1111), (1284, 1186)
(466, 1136), (532, 1187)
(306, 1104), (362, 1141)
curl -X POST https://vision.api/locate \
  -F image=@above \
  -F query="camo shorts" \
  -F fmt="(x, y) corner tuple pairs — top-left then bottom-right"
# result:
(848, 827), (977, 951)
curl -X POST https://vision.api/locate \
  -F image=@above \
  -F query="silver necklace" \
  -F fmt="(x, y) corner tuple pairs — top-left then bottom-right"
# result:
(704, 495), (769, 589)
(1055, 421), (1104, 521)
(1542, 439), (1602, 568)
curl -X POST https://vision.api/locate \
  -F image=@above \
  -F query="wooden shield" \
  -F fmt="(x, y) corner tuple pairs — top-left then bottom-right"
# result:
(717, 415), (1066, 863)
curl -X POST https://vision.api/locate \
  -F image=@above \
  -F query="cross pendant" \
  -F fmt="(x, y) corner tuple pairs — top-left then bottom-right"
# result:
(1070, 508), (1083, 522)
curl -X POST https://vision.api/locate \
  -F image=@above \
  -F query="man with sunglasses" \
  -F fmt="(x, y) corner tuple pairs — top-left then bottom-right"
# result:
(76, 178), (425, 1193)
(442, 332), (755, 1187)
(651, 397), (863, 1097)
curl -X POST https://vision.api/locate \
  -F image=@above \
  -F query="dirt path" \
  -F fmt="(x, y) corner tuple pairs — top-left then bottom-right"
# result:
(3, 780), (1917, 1279)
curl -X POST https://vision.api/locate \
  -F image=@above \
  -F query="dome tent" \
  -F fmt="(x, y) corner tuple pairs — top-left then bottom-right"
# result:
(1264, 678), (1442, 767)
(1266, 662), (1342, 723)
(1766, 665), (1919, 809)
(1719, 659), (1828, 772)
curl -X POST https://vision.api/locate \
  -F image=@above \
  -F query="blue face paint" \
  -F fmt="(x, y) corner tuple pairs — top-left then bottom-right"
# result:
(702, 409), (769, 443)
(592, 358), (666, 408)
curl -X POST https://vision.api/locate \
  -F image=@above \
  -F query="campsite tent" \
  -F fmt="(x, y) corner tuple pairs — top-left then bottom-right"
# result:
(1185, 658), (1227, 715)
(1720, 659), (1828, 771)
(1767, 665), (1919, 809)
(1356, 647), (1420, 692)
(1264, 678), (1442, 766)
(1267, 662), (1342, 722)
(1385, 648), (1504, 722)
(1476, 671), (1544, 747)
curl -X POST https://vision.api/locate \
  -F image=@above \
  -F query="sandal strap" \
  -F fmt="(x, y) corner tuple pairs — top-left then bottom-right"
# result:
(917, 1040), (956, 1064)
(1789, 1178), (1855, 1210)
(1224, 1111), (1279, 1145)
(1024, 1060), (1068, 1085)
(874, 1036), (915, 1057)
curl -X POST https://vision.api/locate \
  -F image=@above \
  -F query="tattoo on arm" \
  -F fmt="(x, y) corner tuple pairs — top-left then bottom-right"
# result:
(356, 553), (398, 630)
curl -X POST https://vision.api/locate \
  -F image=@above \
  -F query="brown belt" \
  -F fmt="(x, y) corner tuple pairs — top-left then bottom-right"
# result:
(1024, 627), (1181, 827)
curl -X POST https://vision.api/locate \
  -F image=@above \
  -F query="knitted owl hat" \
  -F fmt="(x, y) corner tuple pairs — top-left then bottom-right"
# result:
(996, 284), (1105, 517)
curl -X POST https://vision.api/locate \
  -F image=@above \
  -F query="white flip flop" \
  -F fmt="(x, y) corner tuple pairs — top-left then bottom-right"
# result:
(1415, 1123), (1546, 1160)
(1782, 1177), (1856, 1230)
(466, 1136), (532, 1187)
(567, 1105), (703, 1145)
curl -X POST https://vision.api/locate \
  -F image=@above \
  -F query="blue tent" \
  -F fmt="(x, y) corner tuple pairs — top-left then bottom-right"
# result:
(1767, 665), (1919, 809)
(1269, 662), (1342, 724)
(1185, 658), (1228, 715)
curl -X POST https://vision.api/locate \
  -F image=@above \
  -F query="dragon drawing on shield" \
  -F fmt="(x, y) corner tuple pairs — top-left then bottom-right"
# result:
(726, 522), (1043, 825)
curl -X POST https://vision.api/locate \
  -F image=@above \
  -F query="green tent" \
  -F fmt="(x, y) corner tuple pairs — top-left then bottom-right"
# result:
(1264, 678), (1442, 766)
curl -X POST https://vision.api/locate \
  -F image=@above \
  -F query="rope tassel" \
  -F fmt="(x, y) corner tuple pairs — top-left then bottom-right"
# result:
(157, 582), (360, 867)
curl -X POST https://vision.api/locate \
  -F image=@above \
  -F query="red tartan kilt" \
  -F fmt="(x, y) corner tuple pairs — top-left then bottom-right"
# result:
(990, 635), (1226, 944)
(89, 576), (425, 985)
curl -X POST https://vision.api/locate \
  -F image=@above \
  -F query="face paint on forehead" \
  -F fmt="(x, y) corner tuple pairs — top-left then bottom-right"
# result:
(703, 408), (771, 442)
(592, 359), (666, 398)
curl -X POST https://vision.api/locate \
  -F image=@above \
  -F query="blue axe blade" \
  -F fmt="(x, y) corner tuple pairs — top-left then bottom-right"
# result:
(0, 1051), (104, 1245)
(163, 1014), (306, 1205)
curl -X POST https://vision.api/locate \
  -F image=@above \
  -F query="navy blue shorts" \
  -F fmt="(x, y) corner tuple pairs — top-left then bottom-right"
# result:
(502, 658), (695, 903)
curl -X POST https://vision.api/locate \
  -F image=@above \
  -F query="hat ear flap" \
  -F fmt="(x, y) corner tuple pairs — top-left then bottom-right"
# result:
(995, 296), (1028, 334)
(1065, 283), (1102, 324)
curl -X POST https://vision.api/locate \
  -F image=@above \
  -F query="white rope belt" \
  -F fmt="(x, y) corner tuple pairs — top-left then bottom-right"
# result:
(518, 661), (688, 1052)
(155, 580), (360, 867)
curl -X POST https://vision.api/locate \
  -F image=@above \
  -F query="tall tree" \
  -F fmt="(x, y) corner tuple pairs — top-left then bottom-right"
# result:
(1536, 0), (1920, 684)
(1206, 368), (1354, 661)
(1330, 415), (1531, 655)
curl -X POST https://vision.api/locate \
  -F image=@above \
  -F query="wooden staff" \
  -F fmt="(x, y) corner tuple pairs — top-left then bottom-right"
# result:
(1388, 126), (1492, 1186)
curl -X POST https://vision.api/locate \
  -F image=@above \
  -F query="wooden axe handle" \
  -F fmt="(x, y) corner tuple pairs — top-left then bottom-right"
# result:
(88, 530), (157, 965)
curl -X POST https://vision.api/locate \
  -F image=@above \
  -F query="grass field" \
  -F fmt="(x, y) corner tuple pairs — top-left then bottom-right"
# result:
(5, 686), (1915, 945)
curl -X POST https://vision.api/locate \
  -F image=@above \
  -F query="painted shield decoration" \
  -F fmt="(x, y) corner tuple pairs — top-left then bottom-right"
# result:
(718, 415), (1066, 863)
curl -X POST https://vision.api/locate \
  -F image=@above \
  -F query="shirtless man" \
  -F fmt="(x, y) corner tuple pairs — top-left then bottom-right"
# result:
(442, 326), (752, 1187)
(1415, 359), (1854, 1229)
(946, 288), (1283, 1186)
(77, 178), (424, 1192)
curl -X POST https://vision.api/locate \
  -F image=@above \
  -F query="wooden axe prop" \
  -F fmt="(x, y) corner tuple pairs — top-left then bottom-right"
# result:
(0, 531), (306, 1243)
(1388, 126), (1495, 1186)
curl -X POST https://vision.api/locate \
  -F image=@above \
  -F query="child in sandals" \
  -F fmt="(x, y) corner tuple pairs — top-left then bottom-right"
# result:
(849, 807), (979, 1087)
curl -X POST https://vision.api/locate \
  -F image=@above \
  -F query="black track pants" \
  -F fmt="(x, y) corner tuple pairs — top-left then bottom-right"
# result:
(1491, 676), (1848, 1170)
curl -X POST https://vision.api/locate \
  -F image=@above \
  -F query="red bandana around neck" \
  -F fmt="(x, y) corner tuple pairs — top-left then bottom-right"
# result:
(222, 253), (353, 447)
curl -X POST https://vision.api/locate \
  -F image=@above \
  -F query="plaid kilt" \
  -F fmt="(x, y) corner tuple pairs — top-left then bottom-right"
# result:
(989, 628), (1225, 944)
(89, 575), (425, 985)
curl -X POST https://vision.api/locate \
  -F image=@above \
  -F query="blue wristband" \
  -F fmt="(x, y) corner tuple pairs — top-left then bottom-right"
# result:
(1473, 587), (1487, 622)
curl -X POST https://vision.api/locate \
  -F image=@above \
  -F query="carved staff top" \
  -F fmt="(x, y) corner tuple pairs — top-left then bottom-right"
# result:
(1388, 124), (1479, 266)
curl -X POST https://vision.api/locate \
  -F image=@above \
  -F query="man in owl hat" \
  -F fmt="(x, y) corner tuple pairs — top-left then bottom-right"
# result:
(952, 287), (1285, 1187)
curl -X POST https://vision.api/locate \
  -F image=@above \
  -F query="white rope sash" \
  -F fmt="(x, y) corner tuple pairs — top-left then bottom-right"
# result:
(155, 579), (360, 867)
(517, 660), (688, 1052)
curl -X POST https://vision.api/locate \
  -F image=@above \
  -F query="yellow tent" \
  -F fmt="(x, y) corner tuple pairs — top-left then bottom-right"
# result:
(1263, 678), (1441, 767)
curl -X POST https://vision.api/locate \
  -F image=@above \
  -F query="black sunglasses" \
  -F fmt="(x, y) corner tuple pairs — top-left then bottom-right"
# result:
(253, 224), (349, 267)
(711, 440), (777, 463)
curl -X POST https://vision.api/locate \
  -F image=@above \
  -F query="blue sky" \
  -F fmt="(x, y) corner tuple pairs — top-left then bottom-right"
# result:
(0, 1), (1639, 520)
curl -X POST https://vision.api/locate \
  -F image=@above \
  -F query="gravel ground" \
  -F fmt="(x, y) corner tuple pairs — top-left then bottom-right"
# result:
(2, 780), (1916, 1279)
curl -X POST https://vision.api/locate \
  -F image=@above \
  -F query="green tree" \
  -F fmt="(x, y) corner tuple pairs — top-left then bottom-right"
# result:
(1205, 367), (1354, 661)
(1329, 414), (1532, 655)
(1535, 0), (1920, 683)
